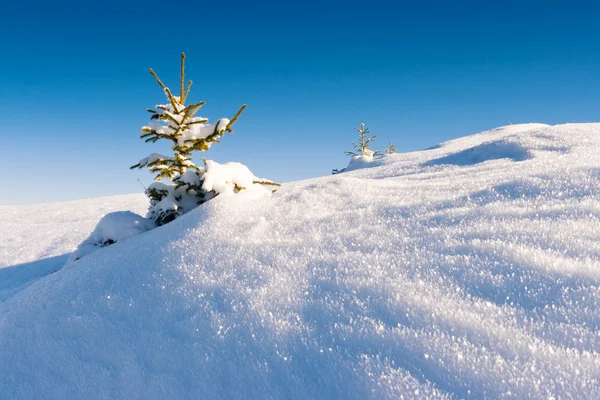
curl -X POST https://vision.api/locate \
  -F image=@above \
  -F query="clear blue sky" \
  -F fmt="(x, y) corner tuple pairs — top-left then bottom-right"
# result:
(1, 1), (599, 205)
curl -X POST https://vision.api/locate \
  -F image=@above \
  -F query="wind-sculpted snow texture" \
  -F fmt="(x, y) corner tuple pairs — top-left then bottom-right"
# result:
(1, 123), (600, 399)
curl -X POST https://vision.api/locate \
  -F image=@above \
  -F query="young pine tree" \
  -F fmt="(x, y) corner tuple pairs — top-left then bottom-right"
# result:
(344, 123), (381, 158)
(333, 123), (382, 174)
(385, 141), (397, 154)
(131, 53), (279, 225)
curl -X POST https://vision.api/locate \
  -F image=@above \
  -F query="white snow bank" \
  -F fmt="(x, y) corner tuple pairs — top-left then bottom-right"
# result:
(67, 211), (156, 263)
(424, 139), (532, 166)
(0, 194), (148, 305)
(0, 194), (148, 269)
(1, 123), (600, 399)
(340, 154), (377, 172)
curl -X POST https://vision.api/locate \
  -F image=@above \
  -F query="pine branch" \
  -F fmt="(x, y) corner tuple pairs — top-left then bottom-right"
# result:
(184, 101), (205, 119)
(225, 104), (247, 133)
(163, 113), (182, 129)
(253, 180), (281, 187)
(144, 134), (173, 143)
(164, 88), (180, 112)
(172, 145), (191, 156)
(186, 118), (209, 126)
(141, 129), (177, 144)
(180, 52), (186, 101)
(184, 80), (193, 102)
(149, 68), (167, 91)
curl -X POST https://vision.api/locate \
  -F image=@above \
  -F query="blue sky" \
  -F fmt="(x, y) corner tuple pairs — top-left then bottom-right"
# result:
(1, 1), (599, 205)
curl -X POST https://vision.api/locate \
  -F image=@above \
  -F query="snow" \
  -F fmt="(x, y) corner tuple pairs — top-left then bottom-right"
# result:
(1, 123), (600, 398)
(175, 119), (225, 146)
(143, 96), (231, 150)
(202, 160), (275, 195)
(141, 160), (274, 226)
(177, 169), (202, 186)
(134, 153), (173, 168)
(0, 194), (148, 302)
(67, 211), (156, 263)
(342, 153), (377, 172)
(424, 139), (532, 166)
(0, 194), (148, 269)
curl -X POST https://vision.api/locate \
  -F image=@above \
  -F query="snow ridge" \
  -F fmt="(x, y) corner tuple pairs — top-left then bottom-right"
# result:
(1, 123), (600, 399)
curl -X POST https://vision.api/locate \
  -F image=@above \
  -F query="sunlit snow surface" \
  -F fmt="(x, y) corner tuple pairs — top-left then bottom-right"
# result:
(0, 194), (148, 301)
(1, 123), (600, 398)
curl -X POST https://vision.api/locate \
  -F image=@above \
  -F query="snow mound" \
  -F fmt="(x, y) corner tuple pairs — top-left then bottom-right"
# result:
(1, 123), (600, 399)
(424, 123), (570, 167)
(67, 211), (156, 263)
(0, 194), (148, 306)
(201, 160), (276, 195)
(339, 154), (378, 173)
(424, 139), (532, 166)
(0, 194), (148, 269)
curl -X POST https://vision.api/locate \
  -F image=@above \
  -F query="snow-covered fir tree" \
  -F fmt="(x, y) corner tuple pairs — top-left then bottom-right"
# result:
(132, 53), (279, 225)
(386, 141), (397, 154)
(333, 123), (381, 174)
(345, 123), (380, 158)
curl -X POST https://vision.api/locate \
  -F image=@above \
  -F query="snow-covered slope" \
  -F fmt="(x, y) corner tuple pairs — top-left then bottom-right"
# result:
(0, 194), (148, 268)
(0, 194), (148, 301)
(2, 123), (600, 398)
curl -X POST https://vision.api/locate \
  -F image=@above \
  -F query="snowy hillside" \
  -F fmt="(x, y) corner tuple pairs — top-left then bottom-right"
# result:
(1, 123), (600, 398)
(0, 194), (148, 301)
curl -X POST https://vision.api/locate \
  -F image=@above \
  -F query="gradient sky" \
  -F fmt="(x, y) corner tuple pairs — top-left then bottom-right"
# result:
(1, 1), (599, 205)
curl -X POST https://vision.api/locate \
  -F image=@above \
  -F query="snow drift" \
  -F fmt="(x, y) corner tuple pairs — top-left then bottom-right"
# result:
(67, 211), (156, 263)
(1, 123), (600, 399)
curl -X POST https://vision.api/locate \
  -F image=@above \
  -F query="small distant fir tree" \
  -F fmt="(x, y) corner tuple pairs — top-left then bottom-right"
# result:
(132, 53), (279, 225)
(345, 123), (381, 158)
(385, 141), (397, 154)
(333, 123), (381, 174)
